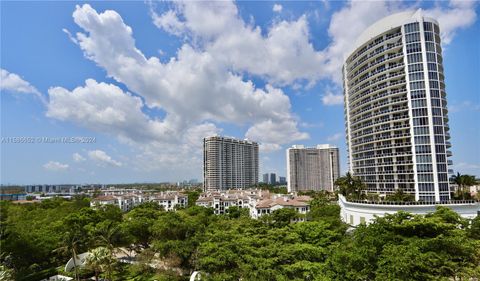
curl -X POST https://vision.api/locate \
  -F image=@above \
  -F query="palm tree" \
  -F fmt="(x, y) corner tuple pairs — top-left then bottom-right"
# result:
(335, 172), (366, 200)
(451, 173), (477, 200)
(95, 221), (121, 252)
(54, 232), (81, 281)
(85, 247), (113, 281)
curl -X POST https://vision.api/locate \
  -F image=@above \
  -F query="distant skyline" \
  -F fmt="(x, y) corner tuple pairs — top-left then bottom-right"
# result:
(1, 1), (479, 184)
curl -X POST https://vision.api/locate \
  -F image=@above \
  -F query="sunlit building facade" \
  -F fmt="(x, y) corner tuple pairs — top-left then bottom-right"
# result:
(287, 144), (340, 193)
(343, 10), (452, 202)
(203, 136), (259, 191)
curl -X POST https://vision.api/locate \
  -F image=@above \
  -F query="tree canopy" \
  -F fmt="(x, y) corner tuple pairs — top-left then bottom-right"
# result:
(1, 194), (479, 281)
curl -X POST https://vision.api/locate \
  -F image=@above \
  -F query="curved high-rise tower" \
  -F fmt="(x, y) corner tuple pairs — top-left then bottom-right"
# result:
(343, 10), (452, 202)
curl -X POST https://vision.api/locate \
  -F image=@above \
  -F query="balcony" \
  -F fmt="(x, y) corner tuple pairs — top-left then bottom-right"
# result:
(351, 105), (409, 126)
(348, 41), (403, 76)
(349, 52), (404, 81)
(352, 142), (412, 154)
(351, 150), (413, 160)
(350, 87), (407, 112)
(348, 32), (402, 64)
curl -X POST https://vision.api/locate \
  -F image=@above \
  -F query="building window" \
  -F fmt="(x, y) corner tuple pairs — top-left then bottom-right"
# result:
(406, 43), (422, 53)
(409, 72), (424, 81)
(411, 90), (426, 99)
(424, 32), (434, 42)
(408, 63), (423, 72)
(405, 33), (420, 43)
(408, 53), (423, 63)
(410, 81), (425, 90)
(404, 22), (420, 33)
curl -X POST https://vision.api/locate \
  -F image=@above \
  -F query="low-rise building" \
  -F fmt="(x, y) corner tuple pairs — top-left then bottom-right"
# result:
(254, 195), (311, 221)
(150, 192), (188, 211)
(196, 189), (312, 219)
(196, 189), (263, 215)
(90, 191), (187, 212)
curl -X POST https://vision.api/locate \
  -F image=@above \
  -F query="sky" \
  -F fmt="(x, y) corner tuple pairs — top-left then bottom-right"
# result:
(1, 0), (479, 185)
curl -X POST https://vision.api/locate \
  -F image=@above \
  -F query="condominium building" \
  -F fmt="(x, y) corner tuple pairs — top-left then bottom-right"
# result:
(263, 173), (269, 184)
(262, 173), (277, 185)
(270, 173), (277, 185)
(195, 189), (312, 220)
(286, 144), (340, 192)
(342, 10), (452, 202)
(90, 191), (188, 212)
(203, 136), (259, 191)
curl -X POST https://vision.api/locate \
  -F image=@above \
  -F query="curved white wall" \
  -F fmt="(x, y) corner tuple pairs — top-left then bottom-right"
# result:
(338, 195), (479, 226)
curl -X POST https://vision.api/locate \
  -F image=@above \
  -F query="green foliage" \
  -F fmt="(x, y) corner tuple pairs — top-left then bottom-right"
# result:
(468, 216), (480, 239)
(185, 189), (202, 207)
(335, 172), (366, 200)
(225, 206), (249, 219)
(256, 183), (288, 194)
(384, 189), (415, 202)
(451, 172), (477, 200)
(2, 194), (479, 281)
(324, 207), (480, 281)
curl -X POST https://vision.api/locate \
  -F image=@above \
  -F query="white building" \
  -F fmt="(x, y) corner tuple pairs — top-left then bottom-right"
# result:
(90, 195), (138, 212)
(287, 144), (340, 193)
(203, 136), (259, 191)
(90, 191), (187, 212)
(253, 195), (311, 221)
(196, 189), (265, 215)
(343, 10), (453, 202)
(339, 195), (479, 226)
(196, 189), (312, 219)
(150, 192), (188, 211)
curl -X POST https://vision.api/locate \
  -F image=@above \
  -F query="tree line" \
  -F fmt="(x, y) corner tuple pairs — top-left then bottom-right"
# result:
(1, 192), (479, 280)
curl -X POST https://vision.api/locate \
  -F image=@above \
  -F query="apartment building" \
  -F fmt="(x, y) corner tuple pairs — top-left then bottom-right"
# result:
(342, 10), (452, 201)
(203, 136), (259, 191)
(287, 144), (340, 192)
(196, 189), (312, 219)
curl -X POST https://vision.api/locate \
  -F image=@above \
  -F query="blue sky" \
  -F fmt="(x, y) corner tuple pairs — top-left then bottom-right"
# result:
(1, 1), (479, 185)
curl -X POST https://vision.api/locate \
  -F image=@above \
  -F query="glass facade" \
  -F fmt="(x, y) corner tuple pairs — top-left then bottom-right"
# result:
(344, 17), (452, 201)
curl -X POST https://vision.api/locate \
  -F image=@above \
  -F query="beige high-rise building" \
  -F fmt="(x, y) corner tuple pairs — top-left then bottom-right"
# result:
(343, 10), (452, 202)
(203, 136), (259, 191)
(287, 144), (340, 192)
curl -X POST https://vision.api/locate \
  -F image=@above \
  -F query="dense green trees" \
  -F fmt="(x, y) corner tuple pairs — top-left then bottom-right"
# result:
(325, 208), (480, 281)
(451, 173), (478, 200)
(1, 194), (479, 281)
(335, 172), (366, 200)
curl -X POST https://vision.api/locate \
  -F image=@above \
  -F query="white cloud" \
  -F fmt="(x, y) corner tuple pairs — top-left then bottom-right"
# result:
(1, 69), (46, 104)
(327, 132), (343, 142)
(56, 4), (308, 149)
(62, 28), (79, 44)
(88, 150), (122, 167)
(273, 4), (283, 13)
(49, 2), (477, 176)
(72, 153), (86, 162)
(425, 1), (477, 44)
(246, 119), (309, 152)
(151, 10), (186, 36)
(322, 0), (478, 83)
(149, 1), (477, 85)
(43, 161), (69, 171)
(150, 1), (326, 85)
(322, 91), (343, 106)
(47, 79), (172, 144)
